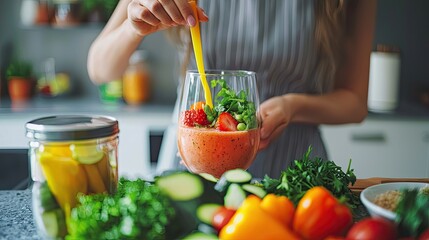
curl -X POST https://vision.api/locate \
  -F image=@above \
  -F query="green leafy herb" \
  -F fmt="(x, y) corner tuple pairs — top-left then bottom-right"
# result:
(395, 188), (429, 237)
(206, 79), (257, 130)
(262, 146), (359, 210)
(67, 178), (175, 240)
(6, 60), (33, 79)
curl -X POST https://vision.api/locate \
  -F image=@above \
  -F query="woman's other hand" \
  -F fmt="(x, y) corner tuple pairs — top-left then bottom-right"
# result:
(259, 95), (295, 150)
(127, 0), (209, 36)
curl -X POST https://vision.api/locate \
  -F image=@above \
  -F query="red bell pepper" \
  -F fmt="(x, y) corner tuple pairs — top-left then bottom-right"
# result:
(293, 186), (353, 240)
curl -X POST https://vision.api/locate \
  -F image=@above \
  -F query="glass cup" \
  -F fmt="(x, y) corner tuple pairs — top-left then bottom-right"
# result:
(177, 70), (260, 178)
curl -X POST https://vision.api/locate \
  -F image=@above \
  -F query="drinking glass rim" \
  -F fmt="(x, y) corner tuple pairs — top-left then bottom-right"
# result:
(186, 69), (256, 77)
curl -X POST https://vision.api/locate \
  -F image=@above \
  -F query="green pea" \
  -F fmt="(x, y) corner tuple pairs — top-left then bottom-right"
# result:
(237, 123), (246, 131)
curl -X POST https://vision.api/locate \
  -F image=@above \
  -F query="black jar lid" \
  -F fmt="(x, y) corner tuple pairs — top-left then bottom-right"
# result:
(25, 115), (119, 141)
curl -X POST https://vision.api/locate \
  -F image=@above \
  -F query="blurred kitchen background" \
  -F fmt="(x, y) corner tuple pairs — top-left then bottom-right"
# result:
(1, 0), (429, 190)
(0, 0), (178, 103)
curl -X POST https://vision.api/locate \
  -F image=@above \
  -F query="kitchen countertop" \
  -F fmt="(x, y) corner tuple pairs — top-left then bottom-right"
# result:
(0, 188), (369, 240)
(0, 96), (175, 116)
(0, 190), (40, 240)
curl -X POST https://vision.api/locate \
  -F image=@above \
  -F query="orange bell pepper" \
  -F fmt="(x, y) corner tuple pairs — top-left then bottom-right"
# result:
(260, 193), (295, 227)
(220, 195), (301, 240)
(293, 186), (353, 240)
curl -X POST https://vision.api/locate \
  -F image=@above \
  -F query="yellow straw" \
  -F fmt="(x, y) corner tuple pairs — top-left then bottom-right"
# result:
(189, 0), (213, 108)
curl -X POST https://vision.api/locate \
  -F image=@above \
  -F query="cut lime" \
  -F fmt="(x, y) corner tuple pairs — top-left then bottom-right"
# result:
(70, 144), (104, 164)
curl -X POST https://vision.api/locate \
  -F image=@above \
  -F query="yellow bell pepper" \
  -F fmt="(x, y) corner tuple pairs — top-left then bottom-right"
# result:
(260, 193), (295, 228)
(96, 153), (110, 191)
(39, 152), (88, 211)
(82, 164), (106, 194)
(219, 195), (301, 240)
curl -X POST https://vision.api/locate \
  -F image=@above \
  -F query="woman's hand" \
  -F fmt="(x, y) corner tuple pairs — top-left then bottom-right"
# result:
(258, 95), (295, 150)
(127, 0), (208, 36)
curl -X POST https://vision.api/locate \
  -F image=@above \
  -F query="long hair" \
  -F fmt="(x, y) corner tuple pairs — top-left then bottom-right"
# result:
(166, 0), (346, 87)
(314, 0), (346, 91)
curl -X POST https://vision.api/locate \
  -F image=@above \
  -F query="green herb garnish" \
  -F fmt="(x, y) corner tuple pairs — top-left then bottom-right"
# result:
(205, 79), (257, 130)
(395, 188), (429, 237)
(262, 146), (359, 210)
(67, 178), (175, 240)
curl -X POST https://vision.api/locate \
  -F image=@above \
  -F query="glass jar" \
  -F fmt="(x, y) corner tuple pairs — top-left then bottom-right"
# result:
(123, 50), (151, 105)
(26, 115), (119, 239)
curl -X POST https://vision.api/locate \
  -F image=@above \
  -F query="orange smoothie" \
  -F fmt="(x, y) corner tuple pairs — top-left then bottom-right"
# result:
(178, 126), (260, 178)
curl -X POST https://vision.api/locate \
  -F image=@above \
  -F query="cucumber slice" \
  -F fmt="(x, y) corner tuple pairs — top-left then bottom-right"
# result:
(242, 184), (267, 198)
(182, 232), (218, 240)
(70, 144), (104, 164)
(156, 172), (204, 201)
(196, 203), (222, 225)
(41, 209), (67, 238)
(39, 182), (60, 211)
(214, 169), (252, 193)
(198, 223), (218, 235)
(224, 184), (247, 210)
(199, 173), (218, 183)
(223, 169), (252, 183)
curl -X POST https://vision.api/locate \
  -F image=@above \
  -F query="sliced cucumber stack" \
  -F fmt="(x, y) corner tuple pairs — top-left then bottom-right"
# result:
(156, 171), (223, 239)
(214, 169), (252, 193)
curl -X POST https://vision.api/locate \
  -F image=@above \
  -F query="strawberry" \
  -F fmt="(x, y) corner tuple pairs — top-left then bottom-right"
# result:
(216, 112), (238, 131)
(182, 109), (210, 127)
(182, 110), (194, 127)
(193, 109), (210, 126)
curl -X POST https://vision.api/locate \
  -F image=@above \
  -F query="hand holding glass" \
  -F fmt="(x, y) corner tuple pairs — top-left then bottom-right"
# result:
(177, 70), (260, 178)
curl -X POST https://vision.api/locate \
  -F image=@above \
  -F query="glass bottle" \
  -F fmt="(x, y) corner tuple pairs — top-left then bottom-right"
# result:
(123, 50), (151, 105)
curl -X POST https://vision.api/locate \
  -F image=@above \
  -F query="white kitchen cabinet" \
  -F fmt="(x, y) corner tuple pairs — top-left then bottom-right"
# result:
(320, 118), (429, 178)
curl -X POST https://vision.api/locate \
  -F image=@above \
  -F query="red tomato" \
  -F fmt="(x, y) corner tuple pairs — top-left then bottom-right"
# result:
(419, 229), (429, 240)
(346, 217), (398, 240)
(212, 207), (236, 232)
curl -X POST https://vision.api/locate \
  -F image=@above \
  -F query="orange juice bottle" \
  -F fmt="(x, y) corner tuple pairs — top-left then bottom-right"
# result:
(123, 50), (150, 105)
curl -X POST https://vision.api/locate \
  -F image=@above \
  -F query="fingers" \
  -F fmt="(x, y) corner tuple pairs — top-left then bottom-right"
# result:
(258, 123), (287, 150)
(129, 1), (160, 26)
(197, 7), (209, 22)
(136, 0), (196, 26)
(169, 0), (196, 26)
(258, 96), (291, 149)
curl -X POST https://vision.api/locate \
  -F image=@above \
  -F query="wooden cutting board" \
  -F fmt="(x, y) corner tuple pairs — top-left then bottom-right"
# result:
(349, 177), (429, 194)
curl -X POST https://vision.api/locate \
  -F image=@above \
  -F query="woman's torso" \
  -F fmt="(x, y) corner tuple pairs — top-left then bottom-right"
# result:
(175, 0), (330, 178)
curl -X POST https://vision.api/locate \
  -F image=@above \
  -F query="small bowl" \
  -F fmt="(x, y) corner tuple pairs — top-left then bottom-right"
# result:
(360, 182), (429, 221)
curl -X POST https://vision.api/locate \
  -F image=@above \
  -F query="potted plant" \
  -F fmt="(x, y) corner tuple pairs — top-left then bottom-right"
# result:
(6, 60), (35, 101)
(83, 0), (119, 23)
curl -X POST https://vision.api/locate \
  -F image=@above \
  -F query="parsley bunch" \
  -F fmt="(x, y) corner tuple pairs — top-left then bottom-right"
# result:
(67, 178), (175, 240)
(204, 79), (257, 130)
(262, 146), (359, 210)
